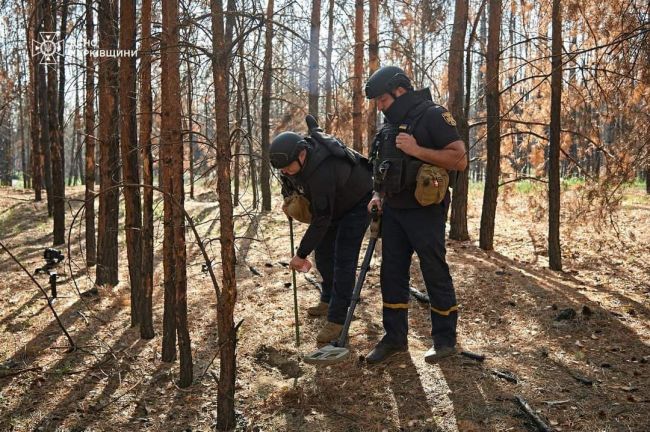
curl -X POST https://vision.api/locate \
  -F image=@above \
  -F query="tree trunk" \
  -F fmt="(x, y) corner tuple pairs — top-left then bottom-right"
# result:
(187, 62), (195, 200)
(308, 0), (321, 117)
(366, 0), (379, 150)
(548, 0), (562, 270)
(39, 0), (53, 216)
(239, 52), (258, 209)
(479, 0), (501, 251)
(48, 0), (66, 245)
(212, 0), (239, 426)
(448, 0), (470, 241)
(233, 63), (243, 207)
(68, 82), (80, 186)
(18, 61), (29, 188)
(162, 0), (192, 387)
(139, 0), (155, 340)
(96, 0), (121, 287)
(324, 0), (334, 131)
(260, 0), (274, 212)
(29, 0), (42, 201)
(120, 0), (143, 325)
(0, 132), (10, 186)
(84, 0), (96, 267)
(352, 0), (364, 152)
(161, 2), (177, 364)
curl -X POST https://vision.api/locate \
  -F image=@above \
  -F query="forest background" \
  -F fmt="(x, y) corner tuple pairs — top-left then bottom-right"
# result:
(0, 0), (648, 431)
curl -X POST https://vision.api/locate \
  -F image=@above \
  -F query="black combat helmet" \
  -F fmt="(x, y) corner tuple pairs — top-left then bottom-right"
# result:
(270, 131), (307, 169)
(365, 66), (413, 99)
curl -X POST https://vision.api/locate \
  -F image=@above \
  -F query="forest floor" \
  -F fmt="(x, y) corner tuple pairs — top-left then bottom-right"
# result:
(1, 183), (649, 432)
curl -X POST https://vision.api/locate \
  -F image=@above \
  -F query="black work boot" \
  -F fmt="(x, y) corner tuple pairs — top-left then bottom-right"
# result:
(424, 345), (457, 363)
(366, 341), (408, 364)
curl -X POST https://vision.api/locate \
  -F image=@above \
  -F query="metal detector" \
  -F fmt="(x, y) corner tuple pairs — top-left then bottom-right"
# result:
(304, 207), (380, 365)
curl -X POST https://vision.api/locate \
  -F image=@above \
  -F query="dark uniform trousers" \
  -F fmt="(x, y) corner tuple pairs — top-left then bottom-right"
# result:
(314, 194), (371, 324)
(380, 200), (458, 348)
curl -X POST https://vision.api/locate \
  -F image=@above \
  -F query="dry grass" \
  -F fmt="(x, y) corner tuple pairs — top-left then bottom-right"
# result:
(0, 183), (648, 431)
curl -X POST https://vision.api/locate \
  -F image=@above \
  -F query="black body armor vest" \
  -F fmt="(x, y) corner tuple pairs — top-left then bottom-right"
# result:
(370, 92), (434, 195)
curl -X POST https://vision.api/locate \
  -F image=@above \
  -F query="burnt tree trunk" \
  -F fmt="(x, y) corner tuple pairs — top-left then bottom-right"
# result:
(448, 0), (470, 241)
(324, 0), (334, 130)
(161, 0), (192, 387)
(233, 62), (243, 207)
(352, 0), (364, 152)
(18, 61), (29, 188)
(139, 0), (155, 340)
(96, 0), (121, 287)
(40, 0), (53, 216)
(161, 0), (177, 363)
(29, 0), (42, 201)
(366, 0), (379, 149)
(548, 0), (562, 270)
(308, 0), (321, 117)
(479, 0), (501, 251)
(239, 51), (258, 208)
(120, 0), (143, 325)
(260, 0), (274, 212)
(84, 0), (96, 267)
(212, 0), (239, 426)
(187, 62), (195, 200)
(51, 0), (68, 246)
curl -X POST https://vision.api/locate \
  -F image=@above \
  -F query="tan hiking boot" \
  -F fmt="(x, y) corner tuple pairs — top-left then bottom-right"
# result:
(316, 321), (343, 343)
(307, 301), (329, 317)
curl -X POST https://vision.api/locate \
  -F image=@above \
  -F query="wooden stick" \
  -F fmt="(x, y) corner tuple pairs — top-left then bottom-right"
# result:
(460, 351), (486, 362)
(515, 395), (555, 432)
(409, 287), (429, 303)
(492, 369), (518, 383)
(303, 274), (322, 291)
(0, 366), (42, 379)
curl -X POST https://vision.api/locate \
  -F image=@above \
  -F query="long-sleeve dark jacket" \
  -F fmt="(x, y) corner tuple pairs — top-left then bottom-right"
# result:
(288, 147), (372, 258)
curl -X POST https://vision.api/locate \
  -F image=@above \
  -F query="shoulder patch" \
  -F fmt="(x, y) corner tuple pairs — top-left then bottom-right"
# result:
(442, 111), (457, 127)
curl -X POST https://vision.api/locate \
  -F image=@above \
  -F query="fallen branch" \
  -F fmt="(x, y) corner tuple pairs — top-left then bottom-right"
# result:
(460, 351), (486, 362)
(515, 395), (555, 432)
(571, 373), (593, 386)
(0, 366), (42, 379)
(492, 369), (518, 383)
(409, 287), (429, 303)
(0, 240), (76, 351)
(543, 399), (570, 406)
(303, 274), (322, 292)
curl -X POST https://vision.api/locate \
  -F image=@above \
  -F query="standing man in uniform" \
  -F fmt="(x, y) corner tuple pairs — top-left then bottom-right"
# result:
(364, 66), (468, 364)
(270, 120), (373, 343)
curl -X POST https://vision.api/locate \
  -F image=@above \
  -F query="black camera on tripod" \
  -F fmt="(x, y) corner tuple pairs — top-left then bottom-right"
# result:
(35, 248), (65, 275)
(34, 248), (64, 299)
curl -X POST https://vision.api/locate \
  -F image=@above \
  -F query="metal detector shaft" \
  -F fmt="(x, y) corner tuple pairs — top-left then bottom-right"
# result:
(334, 208), (380, 348)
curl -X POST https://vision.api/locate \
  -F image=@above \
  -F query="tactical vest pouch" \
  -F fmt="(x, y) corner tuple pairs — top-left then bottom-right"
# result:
(283, 193), (312, 223)
(414, 164), (449, 206)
